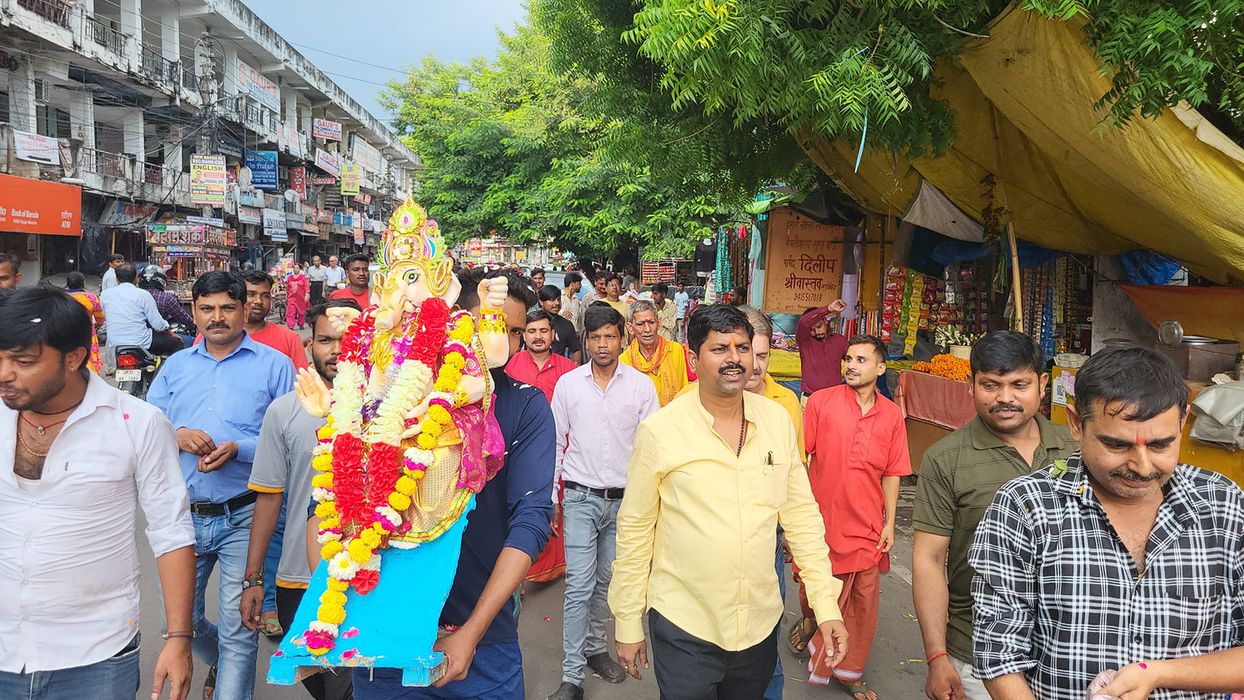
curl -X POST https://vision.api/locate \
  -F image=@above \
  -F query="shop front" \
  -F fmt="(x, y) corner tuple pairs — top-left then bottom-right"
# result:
(0, 173), (83, 282)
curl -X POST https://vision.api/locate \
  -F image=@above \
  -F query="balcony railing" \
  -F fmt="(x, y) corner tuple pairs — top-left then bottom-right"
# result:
(82, 148), (130, 179)
(139, 45), (177, 84)
(17, 0), (72, 28)
(84, 12), (128, 56)
(181, 67), (199, 93)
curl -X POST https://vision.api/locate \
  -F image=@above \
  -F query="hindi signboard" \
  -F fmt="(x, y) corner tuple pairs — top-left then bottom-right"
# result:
(312, 118), (342, 141)
(190, 154), (227, 206)
(13, 129), (59, 165)
(290, 166), (307, 200)
(244, 150), (278, 190)
(315, 149), (341, 177)
(761, 207), (845, 314)
(263, 208), (288, 241)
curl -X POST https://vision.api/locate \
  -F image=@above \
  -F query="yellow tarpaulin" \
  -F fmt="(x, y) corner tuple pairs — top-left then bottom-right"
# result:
(803, 7), (1244, 283)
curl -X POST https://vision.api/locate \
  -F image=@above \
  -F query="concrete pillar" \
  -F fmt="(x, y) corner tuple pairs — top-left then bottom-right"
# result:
(164, 126), (183, 184)
(67, 90), (96, 149)
(298, 99), (311, 135)
(283, 88), (298, 126)
(222, 46), (239, 97)
(123, 108), (145, 158)
(8, 59), (37, 133)
(120, 0), (142, 68)
(161, 10), (180, 63)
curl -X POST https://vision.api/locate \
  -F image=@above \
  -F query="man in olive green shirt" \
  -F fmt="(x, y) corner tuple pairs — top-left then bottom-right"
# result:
(911, 331), (1076, 700)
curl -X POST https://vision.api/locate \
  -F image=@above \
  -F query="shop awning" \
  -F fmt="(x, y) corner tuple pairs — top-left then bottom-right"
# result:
(804, 7), (1244, 283)
(1120, 284), (1244, 346)
(0, 173), (82, 236)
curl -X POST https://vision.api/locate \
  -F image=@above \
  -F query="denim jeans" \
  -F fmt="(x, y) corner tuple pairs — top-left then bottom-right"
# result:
(0, 635), (139, 699)
(262, 500), (287, 614)
(560, 488), (621, 685)
(192, 501), (259, 700)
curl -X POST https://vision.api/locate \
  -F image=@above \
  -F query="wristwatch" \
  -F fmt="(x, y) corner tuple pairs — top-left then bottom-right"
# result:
(242, 571), (265, 590)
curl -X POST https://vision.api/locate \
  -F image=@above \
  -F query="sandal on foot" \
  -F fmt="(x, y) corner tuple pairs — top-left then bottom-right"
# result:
(785, 618), (814, 658)
(836, 678), (878, 700)
(261, 613), (285, 638)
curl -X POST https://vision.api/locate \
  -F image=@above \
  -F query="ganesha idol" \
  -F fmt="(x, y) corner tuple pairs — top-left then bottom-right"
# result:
(267, 198), (512, 688)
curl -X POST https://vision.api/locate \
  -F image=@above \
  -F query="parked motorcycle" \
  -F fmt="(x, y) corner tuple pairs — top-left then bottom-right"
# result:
(113, 326), (188, 398)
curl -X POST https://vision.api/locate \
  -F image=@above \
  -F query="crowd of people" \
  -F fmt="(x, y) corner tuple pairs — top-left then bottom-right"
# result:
(0, 251), (1243, 700)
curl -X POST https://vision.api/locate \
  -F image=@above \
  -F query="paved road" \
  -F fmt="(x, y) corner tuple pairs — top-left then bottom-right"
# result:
(134, 483), (928, 699)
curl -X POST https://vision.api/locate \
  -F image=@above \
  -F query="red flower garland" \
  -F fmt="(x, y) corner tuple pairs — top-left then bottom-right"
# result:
(332, 433), (367, 528)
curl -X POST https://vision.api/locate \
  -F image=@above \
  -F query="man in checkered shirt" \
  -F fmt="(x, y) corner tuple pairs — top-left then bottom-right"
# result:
(970, 346), (1244, 699)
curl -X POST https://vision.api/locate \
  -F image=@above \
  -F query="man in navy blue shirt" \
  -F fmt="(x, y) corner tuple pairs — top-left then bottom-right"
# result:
(348, 267), (555, 699)
(149, 270), (294, 700)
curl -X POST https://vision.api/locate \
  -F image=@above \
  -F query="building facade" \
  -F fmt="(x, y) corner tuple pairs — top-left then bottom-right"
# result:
(0, 0), (419, 288)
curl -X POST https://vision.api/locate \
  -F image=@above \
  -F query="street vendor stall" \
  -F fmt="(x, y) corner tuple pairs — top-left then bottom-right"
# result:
(146, 224), (237, 301)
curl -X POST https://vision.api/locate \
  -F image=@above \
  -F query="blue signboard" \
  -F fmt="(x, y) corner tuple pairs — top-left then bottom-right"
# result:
(244, 150), (278, 191)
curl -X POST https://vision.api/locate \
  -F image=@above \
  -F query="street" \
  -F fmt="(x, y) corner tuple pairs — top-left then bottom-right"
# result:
(134, 484), (928, 699)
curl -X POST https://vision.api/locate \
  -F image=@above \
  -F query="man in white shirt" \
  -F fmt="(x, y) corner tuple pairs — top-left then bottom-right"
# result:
(306, 254), (328, 305)
(547, 305), (660, 700)
(0, 286), (196, 700)
(323, 255), (347, 290)
(100, 253), (125, 293)
(100, 263), (184, 355)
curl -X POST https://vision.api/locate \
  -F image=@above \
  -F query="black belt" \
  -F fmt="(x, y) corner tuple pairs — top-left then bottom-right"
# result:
(190, 490), (258, 517)
(565, 481), (625, 500)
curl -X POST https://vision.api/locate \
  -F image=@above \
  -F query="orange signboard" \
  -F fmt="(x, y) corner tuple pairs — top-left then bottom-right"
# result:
(0, 173), (82, 236)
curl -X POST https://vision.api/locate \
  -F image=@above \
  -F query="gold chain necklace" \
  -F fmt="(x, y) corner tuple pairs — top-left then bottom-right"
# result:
(16, 422), (51, 458)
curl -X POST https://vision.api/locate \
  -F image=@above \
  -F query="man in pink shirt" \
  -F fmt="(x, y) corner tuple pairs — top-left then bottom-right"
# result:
(793, 334), (910, 700)
(507, 309), (576, 403)
(547, 305), (659, 700)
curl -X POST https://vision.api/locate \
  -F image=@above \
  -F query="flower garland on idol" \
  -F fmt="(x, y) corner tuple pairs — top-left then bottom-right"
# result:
(302, 299), (480, 657)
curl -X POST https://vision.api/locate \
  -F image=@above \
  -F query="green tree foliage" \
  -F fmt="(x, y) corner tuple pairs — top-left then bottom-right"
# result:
(611, 0), (1241, 155)
(380, 23), (738, 259)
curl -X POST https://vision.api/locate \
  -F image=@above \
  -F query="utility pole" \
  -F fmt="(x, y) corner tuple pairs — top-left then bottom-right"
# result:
(195, 31), (220, 220)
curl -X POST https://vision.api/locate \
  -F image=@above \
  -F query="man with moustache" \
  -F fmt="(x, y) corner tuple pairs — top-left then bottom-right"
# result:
(239, 299), (360, 700)
(508, 308), (577, 402)
(536, 286), (583, 363)
(792, 335), (911, 700)
(0, 287), (195, 700)
(796, 300), (849, 398)
(971, 346), (1244, 700)
(621, 300), (693, 406)
(609, 304), (849, 698)
(547, 305), (659, 700)
(148, 271), (295, 700)
(912, 331), (1076, 700)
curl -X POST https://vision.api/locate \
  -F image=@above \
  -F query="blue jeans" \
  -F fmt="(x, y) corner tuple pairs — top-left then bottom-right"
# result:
(766, 533), (786, 700)
(561, 488), (621, 685)
(192, 501), (259, 700)
(263, 500), (286, 614)
(0, 635), (139, 699)
(352, 642), (523, 699)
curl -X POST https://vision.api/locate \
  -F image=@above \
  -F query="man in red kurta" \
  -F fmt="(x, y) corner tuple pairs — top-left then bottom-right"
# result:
(794, 334), (911, 700)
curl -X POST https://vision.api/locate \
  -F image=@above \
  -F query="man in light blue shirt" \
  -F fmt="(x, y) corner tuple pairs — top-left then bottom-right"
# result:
(673, 284), (691, 343)
(100, 263), (184, 354)
(148, 270), (293, 700)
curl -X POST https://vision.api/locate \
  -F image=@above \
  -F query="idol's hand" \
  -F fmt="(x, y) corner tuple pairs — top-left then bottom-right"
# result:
(295, 366), (332, 417)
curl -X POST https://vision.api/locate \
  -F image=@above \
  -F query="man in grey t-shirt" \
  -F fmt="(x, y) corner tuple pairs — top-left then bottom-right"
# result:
(238, 298), (358, 700)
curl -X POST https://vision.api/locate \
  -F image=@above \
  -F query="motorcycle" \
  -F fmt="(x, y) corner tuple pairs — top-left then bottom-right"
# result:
(113, 325), (188, 398)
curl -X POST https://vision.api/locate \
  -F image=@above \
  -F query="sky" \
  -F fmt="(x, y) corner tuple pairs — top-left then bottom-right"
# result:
(242, 0), (527, 122)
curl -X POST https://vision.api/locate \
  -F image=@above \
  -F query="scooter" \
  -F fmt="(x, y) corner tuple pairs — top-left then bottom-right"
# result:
(113, 326), (188, 399)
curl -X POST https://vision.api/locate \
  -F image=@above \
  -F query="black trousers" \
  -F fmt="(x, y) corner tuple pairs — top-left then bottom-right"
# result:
(649, 609), (777, 700)
(148, 332), (185, 356)
(276, 585), (354, 700)
(309, 281), (325, 306)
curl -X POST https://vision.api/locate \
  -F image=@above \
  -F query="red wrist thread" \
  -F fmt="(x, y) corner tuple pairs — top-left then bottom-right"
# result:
(926, 651), (950, 665)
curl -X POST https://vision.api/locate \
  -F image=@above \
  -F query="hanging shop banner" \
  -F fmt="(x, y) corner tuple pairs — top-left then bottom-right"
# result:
(355, 192), (373, 205)
(315, 148), (341, 177)
(190, 154), (227, 206)
(13, 129), (59, 165)
(146, 224), (236, 247)
(290, 166), (307, 200)
(0, 173), (81, 236)
(353, 216), (365, 246)
(263, 208), (288, 241)
(237, 59), (281, 112)
(237, 205), (262, 225)
(340, 163), (362, 196)
(350, 134), (383, 174)
(244, 150), (279, 191)
(309, 176), (337, 186)
(98, 200), (158, 227)
(762, 208), (845, 314)
(313, 118), (342, 142)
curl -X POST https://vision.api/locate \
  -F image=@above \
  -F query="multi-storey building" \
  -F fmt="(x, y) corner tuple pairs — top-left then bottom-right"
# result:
(0, 0), (419, 293)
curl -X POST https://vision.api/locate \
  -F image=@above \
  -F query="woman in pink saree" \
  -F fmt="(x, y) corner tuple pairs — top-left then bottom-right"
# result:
(285, 263), (310, 329)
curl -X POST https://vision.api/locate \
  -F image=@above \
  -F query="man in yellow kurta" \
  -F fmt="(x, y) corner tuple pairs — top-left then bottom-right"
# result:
(621, 300), (694, 406)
